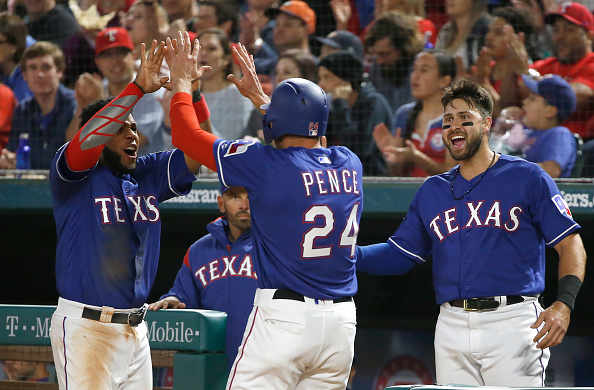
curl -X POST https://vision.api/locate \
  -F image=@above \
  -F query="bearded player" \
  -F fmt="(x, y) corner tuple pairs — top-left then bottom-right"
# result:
(356, 79), (586, 386)
(49, 41), (210, 389)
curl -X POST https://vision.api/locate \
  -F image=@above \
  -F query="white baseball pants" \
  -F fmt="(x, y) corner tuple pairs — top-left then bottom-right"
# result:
(227, 288), (357, 390)
(49, 298), (152, 390)
(435, 297), (550, 386)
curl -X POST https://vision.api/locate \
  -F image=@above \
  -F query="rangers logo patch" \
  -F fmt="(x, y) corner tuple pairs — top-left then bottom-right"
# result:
(552, 194), (572, 218)
(223, 140), (255, 157)
(308, 122), (319, 136)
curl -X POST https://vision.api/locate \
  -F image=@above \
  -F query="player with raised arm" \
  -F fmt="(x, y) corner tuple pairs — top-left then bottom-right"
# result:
(166, 31), (362, 390)
(356, 79), (587, 386)
(48, 40), (210, 390)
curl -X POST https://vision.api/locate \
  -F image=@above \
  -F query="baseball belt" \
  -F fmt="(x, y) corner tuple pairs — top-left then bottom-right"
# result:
(82, 305), (147, 327)
(449, 295), (528, 311)
(272, 289), (353, 303)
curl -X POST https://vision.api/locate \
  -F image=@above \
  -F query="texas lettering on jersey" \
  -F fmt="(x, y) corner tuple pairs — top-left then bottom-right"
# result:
(193, 254), (257, 287)
(429, 200), (523, 242)
(95, 195), (160, 224)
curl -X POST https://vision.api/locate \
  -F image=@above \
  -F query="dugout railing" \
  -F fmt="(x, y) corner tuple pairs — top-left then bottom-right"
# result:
(0, 305), (228, 390)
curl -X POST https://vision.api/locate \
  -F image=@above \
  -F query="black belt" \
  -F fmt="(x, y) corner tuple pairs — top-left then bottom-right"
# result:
(82, 306), (147, 327)
(449, 295), (526, 311)
(272, 289), (353, 303)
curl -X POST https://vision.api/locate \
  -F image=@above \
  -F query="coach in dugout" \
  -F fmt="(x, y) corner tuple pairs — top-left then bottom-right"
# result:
(149, 185), (258, 370)
(48, 41), (208, 389)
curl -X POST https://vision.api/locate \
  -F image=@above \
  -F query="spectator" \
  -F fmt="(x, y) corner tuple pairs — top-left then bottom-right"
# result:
(253, 0), (316, 75)
(199, 28), (256, 140)
(518, 74), (577, 178)
(374, 49), (457, 177)
(0, 41), (75, 170)
(161, 0), (197, 28)
(317, 30), (364, 60)
(148, 186), (258, 370)
(0, 83), (16, 151)
(2, 361), (49, 382)
(435, 0), (490, 72)
(327, 0), (374, 37)
(501, 2), (594, 140)
(65, 27), (170, 156)
(512, 0), (555, 61)
(123, 0), (170, 50)
(0, 12), (33, 102)
(370, 0), (436, 46)
(364, 11), (423, 110)
(22, 0), (78, 48)
(61, 0), (130, 88)
(471, 6), (534, 115)
(193, 0), (239, 39)
(318, 50), (392, 175)
(274, 48), (318, 84)
(237, 0), (277, 56)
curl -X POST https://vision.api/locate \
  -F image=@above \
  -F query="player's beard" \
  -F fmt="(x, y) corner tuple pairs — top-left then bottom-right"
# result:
(445, 129), (483, 161)
(228, 210), (251, 233)
(102, 145), (137, 174)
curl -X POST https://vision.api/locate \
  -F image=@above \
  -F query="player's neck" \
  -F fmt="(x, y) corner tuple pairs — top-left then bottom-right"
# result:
(274, 136), (321, 149)
(459, 146), (498, 180)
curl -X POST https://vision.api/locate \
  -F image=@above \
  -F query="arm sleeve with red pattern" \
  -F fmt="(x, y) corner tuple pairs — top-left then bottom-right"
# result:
(65, 82), (144, 171)
(170, 92), (218, 171)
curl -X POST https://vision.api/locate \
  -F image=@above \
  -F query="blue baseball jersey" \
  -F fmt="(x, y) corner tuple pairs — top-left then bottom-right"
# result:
(50, 145), (196, 308)
(214, 139), (363, 300)
(388, 154), (580, 304)
(161, 217), (258, 369)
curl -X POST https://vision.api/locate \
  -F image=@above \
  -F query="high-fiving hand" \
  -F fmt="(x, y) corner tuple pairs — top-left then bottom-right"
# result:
(165, 31), (212, 94)
(227, 43), (270, 111)
(134, 40), (169, 94)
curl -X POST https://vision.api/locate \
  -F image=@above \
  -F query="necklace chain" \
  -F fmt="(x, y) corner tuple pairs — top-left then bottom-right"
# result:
(451, 151), (497, 201)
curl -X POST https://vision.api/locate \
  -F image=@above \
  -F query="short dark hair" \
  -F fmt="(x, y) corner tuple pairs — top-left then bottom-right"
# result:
(364, 11), (423, 61)
(0, 12), (27, 64)
(80, 97), (114, 129)
(441, 79), (493, 119)
(197, 27), (234, 78)
(198, 0), (239, 39)
(277, 49), (319, 84)
(20, 41), (66, 72)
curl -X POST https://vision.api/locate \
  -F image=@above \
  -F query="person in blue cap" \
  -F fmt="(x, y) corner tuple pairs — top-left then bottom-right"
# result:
(518, 74), (578, 178)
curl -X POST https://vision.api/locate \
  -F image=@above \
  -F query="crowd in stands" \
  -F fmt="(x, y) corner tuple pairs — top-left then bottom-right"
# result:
(0, 0), (592, 178)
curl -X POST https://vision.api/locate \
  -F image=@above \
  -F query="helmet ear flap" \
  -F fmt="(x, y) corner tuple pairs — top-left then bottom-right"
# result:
(262, 112), (274, 144)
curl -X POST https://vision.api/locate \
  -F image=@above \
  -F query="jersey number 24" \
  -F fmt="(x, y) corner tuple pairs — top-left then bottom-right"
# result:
(302, 203), (360, 259)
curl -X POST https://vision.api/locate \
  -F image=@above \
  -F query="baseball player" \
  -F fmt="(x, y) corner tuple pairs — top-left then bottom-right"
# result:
(148, 185), (258, 370)
(356, 79), (587, 386)
(48, 41), (210, 389)
(165, 32), (362, 390)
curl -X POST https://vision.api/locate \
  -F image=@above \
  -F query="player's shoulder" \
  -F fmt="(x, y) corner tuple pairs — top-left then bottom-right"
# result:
(215, 138), (264, 158)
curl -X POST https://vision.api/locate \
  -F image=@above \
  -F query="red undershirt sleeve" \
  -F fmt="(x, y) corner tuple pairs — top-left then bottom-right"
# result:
(65, 82), (144, 171)
(170, 92), (218, 172)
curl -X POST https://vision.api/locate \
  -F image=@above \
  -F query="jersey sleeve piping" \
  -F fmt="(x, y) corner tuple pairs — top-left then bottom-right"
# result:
(545, 223), (580, 246)
(388, 237), (427, 263)
(167, 149), (197, 197)
(54, 144), (96, 182)
(215, 141), (229, 188)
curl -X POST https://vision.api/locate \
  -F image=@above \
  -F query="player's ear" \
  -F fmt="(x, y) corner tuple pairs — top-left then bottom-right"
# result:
(483, 117), (492, 134)
(217, 195), (225, 214)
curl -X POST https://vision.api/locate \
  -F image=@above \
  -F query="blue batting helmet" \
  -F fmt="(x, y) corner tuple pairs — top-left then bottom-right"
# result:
(261, 78), (328, 144)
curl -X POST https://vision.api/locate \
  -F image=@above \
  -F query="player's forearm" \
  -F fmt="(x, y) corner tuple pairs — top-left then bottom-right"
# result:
(555, 233), (586, 311)
(170, 92), (218, 171)
(65, 82), (144, 171)
(356, 243), (417, 275)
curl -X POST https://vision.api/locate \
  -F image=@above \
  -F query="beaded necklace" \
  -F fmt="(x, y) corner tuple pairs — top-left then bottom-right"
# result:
(451, 151), (497, 201)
